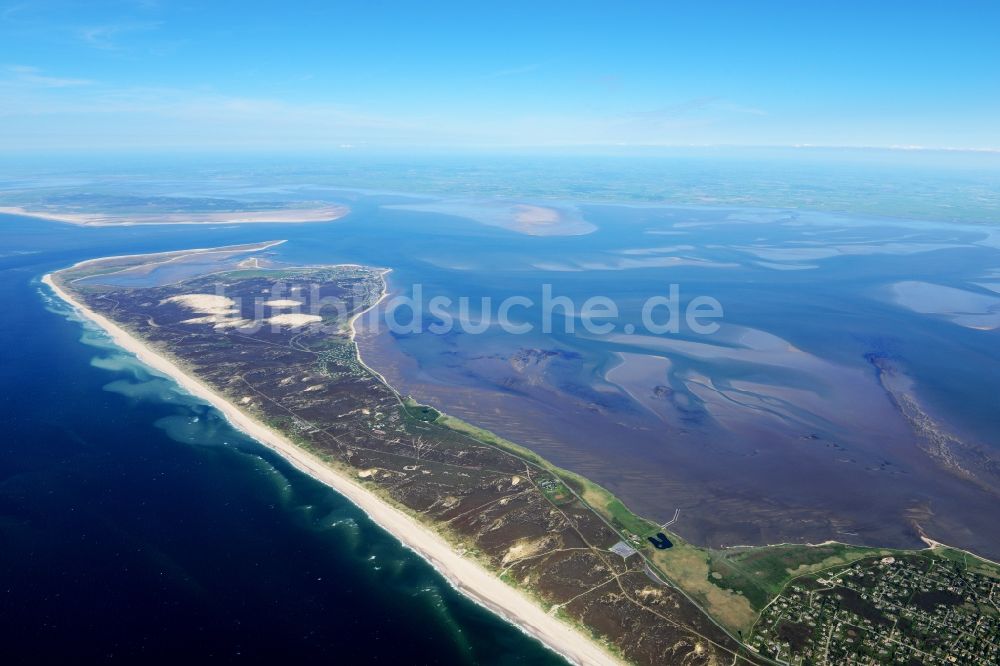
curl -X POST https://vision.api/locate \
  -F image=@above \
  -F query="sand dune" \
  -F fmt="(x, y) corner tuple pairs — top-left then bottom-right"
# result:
(266, 313), (322, 327)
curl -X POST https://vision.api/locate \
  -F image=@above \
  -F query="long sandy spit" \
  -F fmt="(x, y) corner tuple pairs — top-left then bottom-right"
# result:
(4, 205), (349, 226)
(42, 270), (620, 666)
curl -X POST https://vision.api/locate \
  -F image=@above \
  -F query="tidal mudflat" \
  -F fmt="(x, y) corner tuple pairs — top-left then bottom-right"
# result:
(354, 201), (1000, 559)
(6, 178), (1000, 563)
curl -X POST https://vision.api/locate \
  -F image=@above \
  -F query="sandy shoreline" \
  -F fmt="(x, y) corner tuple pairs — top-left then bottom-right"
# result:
(3, 205), (349, 226)
(42, 269), (621, 666)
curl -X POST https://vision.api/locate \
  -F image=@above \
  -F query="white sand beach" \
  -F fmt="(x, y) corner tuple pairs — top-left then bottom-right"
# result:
(2, 205), (349, 226)
(42, 269), (621, 666)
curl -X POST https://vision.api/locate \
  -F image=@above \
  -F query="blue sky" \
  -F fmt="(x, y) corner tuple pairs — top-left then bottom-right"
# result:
(2, 1), (999, 151)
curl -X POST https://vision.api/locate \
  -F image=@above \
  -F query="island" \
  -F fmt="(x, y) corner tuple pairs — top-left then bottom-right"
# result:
(44, 242), (1000, 665)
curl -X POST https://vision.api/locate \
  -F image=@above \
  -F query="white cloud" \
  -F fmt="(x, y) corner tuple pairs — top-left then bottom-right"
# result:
(75, 21), (162, 50)
(5, 65), (92, 87)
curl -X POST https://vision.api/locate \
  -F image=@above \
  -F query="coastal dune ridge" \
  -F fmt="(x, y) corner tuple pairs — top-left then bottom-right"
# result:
(41, 265), (622, 666)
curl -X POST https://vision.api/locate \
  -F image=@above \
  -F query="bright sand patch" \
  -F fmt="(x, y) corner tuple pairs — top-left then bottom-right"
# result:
(41, 270), (621, 666)
(890, 280), (1000, 330)
(513, 204), (560, 226)
(508, 204), (595, 236)
(385, 200), (596, 236)
(1, 205), (349, 226)
(164, 294), (237, 315)
(181, 315), (254, 329)
(164, 293), (249, 329)
(266, 313), (322, 327)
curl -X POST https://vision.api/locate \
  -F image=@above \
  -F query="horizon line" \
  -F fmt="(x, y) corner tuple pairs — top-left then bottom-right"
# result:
(3, 143), (1000, 156)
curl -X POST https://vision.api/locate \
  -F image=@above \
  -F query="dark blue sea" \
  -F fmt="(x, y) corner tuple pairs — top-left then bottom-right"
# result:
(0, 214), (565, 664)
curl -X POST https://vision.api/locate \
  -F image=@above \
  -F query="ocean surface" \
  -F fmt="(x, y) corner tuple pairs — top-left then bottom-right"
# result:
(2, 153), (999, 661)
(0, 217), (565, 663)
